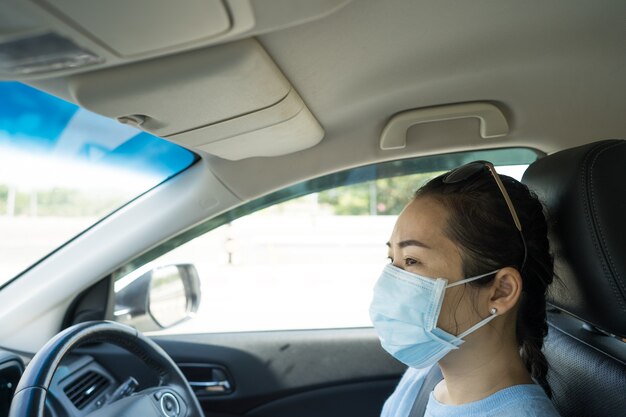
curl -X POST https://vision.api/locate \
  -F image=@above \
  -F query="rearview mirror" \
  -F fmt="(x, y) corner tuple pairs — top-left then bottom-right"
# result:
(114, 264), (201, 332)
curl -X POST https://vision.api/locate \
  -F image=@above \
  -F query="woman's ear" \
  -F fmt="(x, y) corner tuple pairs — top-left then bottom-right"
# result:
(488, 267), (523, 315)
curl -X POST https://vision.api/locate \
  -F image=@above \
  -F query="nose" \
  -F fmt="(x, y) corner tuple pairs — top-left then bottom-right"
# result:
(390, 259), (404, 270)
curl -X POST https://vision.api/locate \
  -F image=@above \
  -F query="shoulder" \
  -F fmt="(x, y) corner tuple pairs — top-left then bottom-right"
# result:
(424, 384), (561, 417)
(487, 384), (559, 417)
(490, 385), (561, 417)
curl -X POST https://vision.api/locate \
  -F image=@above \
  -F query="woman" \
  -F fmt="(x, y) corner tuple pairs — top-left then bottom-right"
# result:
(370, 161), (561, 417)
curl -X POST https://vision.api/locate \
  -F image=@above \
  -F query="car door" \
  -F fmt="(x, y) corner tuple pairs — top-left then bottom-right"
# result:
(83, 148), (538, 417)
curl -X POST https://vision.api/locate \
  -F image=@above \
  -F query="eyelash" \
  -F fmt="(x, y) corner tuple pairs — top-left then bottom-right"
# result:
(387, 256), (422, 266)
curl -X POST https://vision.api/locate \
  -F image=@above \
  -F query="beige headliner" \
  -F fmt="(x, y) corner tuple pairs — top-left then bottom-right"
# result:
(28, 0), (626, 200)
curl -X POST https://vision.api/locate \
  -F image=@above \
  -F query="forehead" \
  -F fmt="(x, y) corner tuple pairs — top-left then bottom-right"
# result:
(389, 197), (451, 248)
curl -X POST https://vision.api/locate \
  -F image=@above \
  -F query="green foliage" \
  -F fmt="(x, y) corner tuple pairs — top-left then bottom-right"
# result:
(318, 183), (370, 215)
(0, 185), (6, 213)
(35, 188), (123, 216)
(0, 185), (124, 217)
(318, 171), (443, 215)
(1, 171), (444, 218)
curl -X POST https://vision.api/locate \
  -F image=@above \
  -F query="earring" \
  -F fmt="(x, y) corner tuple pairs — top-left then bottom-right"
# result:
(490, 307), (498, 315)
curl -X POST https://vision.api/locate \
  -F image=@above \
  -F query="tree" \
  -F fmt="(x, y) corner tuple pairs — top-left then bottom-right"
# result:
(318, 171), (443, 215)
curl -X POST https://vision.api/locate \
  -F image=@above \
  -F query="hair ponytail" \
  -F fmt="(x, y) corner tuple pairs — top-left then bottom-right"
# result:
(518, 285), (552, 397)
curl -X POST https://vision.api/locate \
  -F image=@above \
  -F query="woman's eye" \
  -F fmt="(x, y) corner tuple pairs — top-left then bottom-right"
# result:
(404, 258), (421, 266)
(387, 256), (394, 263)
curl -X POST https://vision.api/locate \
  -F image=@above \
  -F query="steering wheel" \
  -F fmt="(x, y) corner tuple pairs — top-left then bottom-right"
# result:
(9, 321), (204, 417)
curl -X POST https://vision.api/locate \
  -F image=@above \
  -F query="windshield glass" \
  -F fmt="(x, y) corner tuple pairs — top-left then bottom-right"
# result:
(0, 82), (197, 286)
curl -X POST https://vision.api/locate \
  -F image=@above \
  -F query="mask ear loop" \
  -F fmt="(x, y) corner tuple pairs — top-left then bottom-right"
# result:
(445, 269), (499, 288)
(456, 307), (499, 339)
(444, 270), (500, 339)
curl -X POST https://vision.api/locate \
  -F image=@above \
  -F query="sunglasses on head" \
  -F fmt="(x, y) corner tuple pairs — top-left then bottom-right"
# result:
(442, 160), (528, 271)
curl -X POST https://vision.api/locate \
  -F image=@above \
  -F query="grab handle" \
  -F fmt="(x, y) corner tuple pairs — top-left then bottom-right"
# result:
(380, 102), (509, 150)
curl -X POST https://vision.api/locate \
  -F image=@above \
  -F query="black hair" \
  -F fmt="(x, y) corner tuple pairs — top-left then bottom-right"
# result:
(414, 166), (554, 398)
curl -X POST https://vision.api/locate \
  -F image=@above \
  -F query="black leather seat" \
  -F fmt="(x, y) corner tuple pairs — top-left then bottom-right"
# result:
(522, 139), (626, 417)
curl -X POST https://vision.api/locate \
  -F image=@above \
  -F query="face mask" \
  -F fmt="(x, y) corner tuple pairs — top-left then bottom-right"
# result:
(369, 264), (499, 369)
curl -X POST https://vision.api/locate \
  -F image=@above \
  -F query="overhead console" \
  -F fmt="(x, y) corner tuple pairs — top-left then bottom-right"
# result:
(0, 0), (351, 79)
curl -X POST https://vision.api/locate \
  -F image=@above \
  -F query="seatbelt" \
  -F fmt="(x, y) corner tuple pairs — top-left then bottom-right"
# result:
(408, 365), (444, 417)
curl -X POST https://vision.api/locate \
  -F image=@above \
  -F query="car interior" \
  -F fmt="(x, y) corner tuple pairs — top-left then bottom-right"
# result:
(0, 1), (625, 417)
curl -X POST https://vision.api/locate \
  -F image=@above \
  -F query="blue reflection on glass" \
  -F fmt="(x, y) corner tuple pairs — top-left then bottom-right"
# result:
(0, 81), (196, 180)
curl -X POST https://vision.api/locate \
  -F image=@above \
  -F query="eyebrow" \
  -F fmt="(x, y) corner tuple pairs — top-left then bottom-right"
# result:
(386, 240), (432, 249)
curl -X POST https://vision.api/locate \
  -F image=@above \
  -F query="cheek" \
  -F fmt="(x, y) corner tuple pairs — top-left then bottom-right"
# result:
(436, 286), (483, 335)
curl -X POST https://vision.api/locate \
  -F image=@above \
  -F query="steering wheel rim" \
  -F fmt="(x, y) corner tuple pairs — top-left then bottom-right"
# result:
(9, 320), (203, 417)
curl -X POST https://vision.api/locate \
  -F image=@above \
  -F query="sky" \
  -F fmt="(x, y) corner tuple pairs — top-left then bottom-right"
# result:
(0, 81), (196, 193)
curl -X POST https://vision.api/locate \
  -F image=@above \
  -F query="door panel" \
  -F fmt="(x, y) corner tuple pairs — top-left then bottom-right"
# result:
(79, 328), (403, 416)
(246, 380), (396, 417)
(149, 328), (404, 416)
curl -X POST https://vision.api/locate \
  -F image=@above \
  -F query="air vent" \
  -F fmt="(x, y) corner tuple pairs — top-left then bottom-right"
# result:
(63, 371), (110, 409)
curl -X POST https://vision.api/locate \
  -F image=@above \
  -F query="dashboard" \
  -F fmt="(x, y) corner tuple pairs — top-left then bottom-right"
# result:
(1, 339), (222, 417)
(47, 355), (118, 417)
(0, 346), (162, 417)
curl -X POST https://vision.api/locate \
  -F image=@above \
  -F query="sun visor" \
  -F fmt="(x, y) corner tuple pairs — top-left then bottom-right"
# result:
(69, 39), (324, 160)
(168, 89), (324, 160)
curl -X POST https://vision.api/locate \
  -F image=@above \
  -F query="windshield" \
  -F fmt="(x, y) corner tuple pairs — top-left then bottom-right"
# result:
(0, 82), (197, 286)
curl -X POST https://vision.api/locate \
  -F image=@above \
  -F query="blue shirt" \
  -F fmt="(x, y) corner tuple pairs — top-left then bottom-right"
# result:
(381, 367), (561, 417)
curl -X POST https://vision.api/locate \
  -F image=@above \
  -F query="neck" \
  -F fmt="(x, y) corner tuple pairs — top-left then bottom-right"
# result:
(435, 332), (533, 405)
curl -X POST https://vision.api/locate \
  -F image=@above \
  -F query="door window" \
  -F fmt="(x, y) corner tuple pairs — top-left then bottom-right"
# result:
(113, 148), (538, 334)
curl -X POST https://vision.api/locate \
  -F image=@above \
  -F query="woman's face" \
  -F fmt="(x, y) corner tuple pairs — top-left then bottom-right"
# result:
(387, 196), (489, 335)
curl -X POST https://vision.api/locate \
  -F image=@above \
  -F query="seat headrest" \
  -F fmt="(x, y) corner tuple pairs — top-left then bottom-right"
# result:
(522, 140), (626, 338)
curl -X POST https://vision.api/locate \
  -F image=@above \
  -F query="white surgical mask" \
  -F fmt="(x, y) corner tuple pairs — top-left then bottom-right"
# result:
(369, 264), (499, 369)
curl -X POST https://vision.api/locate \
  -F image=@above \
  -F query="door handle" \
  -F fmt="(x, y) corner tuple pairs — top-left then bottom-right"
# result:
(178, 363), (234, 396)
(189, 379), (231, 392)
